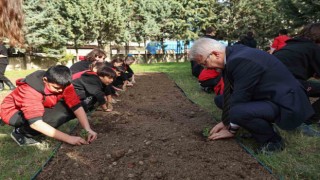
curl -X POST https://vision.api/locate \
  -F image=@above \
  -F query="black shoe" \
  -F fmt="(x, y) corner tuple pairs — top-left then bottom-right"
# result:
(10, 130), (40, 146)
(256, 139), (285, 154)
(4, 80), (16, 90)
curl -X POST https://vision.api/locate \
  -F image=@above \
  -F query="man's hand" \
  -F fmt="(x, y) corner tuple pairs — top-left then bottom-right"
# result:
(209, 122), (228, 135)
(86, 129), (97, 143)
(208, 129), (234, 140)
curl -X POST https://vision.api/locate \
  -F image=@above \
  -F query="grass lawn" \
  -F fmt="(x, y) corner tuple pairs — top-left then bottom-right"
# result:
(0, 63), (319, 179)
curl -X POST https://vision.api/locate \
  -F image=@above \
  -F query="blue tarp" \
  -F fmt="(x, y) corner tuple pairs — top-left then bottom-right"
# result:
(146, 40), (194, 54)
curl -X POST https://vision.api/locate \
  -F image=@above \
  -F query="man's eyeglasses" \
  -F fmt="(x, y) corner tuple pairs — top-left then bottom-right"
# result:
(199, 53), (211, 67)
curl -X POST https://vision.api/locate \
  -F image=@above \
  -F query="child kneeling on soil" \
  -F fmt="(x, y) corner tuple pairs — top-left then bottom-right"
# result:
(111, 58), (130, 91)
(72, 62), (116, 112)
(0, 65), (97, 146)
(123, 54), (136, 85)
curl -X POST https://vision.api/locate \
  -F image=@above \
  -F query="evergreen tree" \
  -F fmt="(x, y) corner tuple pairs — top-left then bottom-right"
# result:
(95, 0), (127, 47)
(277, 0), (320, 29)
(24, 0), (67, 55)
(57, 0), (99, 59)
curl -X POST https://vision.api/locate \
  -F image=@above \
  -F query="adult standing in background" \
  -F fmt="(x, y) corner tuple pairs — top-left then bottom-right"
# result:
(204, 26), (216, 39)
(242, 31), (257, 48)
(0, 42), (16, 90)
(269, 29), (291, 54)
(274, 23), (320, 135)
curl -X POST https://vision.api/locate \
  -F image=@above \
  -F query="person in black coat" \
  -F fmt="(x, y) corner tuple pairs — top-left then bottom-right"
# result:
(242, 31), (257, 48)
(189, 38), (314, 153)
(0, 43), (16, 90)
(72, 62), (116, 112)
(274, 23), (320, 132)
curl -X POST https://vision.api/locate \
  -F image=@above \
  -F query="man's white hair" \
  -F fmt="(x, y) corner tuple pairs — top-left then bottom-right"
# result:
(189, 38), (226, 61)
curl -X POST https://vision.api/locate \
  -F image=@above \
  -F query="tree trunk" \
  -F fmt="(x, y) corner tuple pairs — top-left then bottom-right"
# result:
(144, 39), (148, 64)
(22, 53), (30, 70)
(125, 42), (129, 55)
(184, 40), (189, 62)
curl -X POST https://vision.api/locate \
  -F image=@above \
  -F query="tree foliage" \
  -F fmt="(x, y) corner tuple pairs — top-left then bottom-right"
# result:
(24, 0), (67, 55)
(21, 0), (320, 55)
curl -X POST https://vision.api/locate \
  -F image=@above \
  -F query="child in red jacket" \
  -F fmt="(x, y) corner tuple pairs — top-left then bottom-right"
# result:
(269, 29), (291, 54)
(0, 65), (97, 146)
(198, 68), (222, 94)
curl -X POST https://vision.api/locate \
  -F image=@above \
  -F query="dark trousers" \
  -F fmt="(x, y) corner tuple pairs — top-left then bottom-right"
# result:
(300, 79), (320, 122)
(8, 101), (75, 137)
(104, 85), (113, 96)
(113, 77), (124, 88)
(0, 63), (10, 82)
(215, 95), (282, 144)
(125, 72), (133, 79)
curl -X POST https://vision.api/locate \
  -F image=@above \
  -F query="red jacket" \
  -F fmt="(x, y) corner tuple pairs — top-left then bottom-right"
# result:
(0, 70), (81, 124)
(271, 35), (291, 51)
(198, 69), (221, 81)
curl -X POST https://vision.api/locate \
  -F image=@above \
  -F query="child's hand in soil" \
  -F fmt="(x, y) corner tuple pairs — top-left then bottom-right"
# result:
(68, 136), (89, 145)
(86, 129), (98, 143)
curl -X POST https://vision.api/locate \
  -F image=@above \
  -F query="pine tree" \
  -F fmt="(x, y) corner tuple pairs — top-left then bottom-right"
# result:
(57, 0), (99, 59)
(24, 0), (67, 55)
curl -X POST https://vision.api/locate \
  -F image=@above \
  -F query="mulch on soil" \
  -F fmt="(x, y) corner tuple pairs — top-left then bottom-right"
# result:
(37, 73), (275, 180)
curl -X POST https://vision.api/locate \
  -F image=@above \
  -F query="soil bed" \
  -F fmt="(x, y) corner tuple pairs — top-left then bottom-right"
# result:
(38, 73), (274, 180)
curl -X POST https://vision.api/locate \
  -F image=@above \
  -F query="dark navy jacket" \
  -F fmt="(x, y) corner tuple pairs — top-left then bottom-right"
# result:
(225, 45), (314, 130)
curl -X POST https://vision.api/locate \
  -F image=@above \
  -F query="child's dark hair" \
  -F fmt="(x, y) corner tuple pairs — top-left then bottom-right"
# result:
(111, 58), (124, 65)
(89, 61), (105, 71)
(279, 29), (288, 35)
(44, 65), (71, 87)
(85, 48), (106, 62)
(97, 66), (116, 79)
(113, 65), (125, 73)
(297, 23), (320, 44)
(125, 55), (135, 62)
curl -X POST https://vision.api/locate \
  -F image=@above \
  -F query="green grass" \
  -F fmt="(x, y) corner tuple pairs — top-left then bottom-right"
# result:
(132, 62), (320, 179)
(1, 63), (319, 179)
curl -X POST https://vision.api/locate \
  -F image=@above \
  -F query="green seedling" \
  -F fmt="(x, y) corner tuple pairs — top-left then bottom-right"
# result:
(80, 129), (89, 139)
(202, 127), (211, 137)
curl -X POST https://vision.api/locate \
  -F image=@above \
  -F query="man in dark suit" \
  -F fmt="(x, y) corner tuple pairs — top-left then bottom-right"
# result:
(189, 38), (314, 153)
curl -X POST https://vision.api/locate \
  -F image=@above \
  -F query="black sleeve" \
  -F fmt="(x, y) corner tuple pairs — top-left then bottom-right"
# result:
(82, 75), (106, 105)
(127, 65), (134, 74)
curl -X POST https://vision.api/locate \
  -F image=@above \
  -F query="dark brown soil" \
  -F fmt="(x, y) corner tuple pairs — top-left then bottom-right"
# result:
(37, 73), (275, 180)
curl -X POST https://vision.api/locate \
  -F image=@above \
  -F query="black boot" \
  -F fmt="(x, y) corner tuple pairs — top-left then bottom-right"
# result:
(4, 80), (16, 90)
(0, 80), (3, 91)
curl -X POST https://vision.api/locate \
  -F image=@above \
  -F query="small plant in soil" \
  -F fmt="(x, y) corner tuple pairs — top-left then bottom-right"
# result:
(80, 129), (89, 139)
(202, 127), (211, 137)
